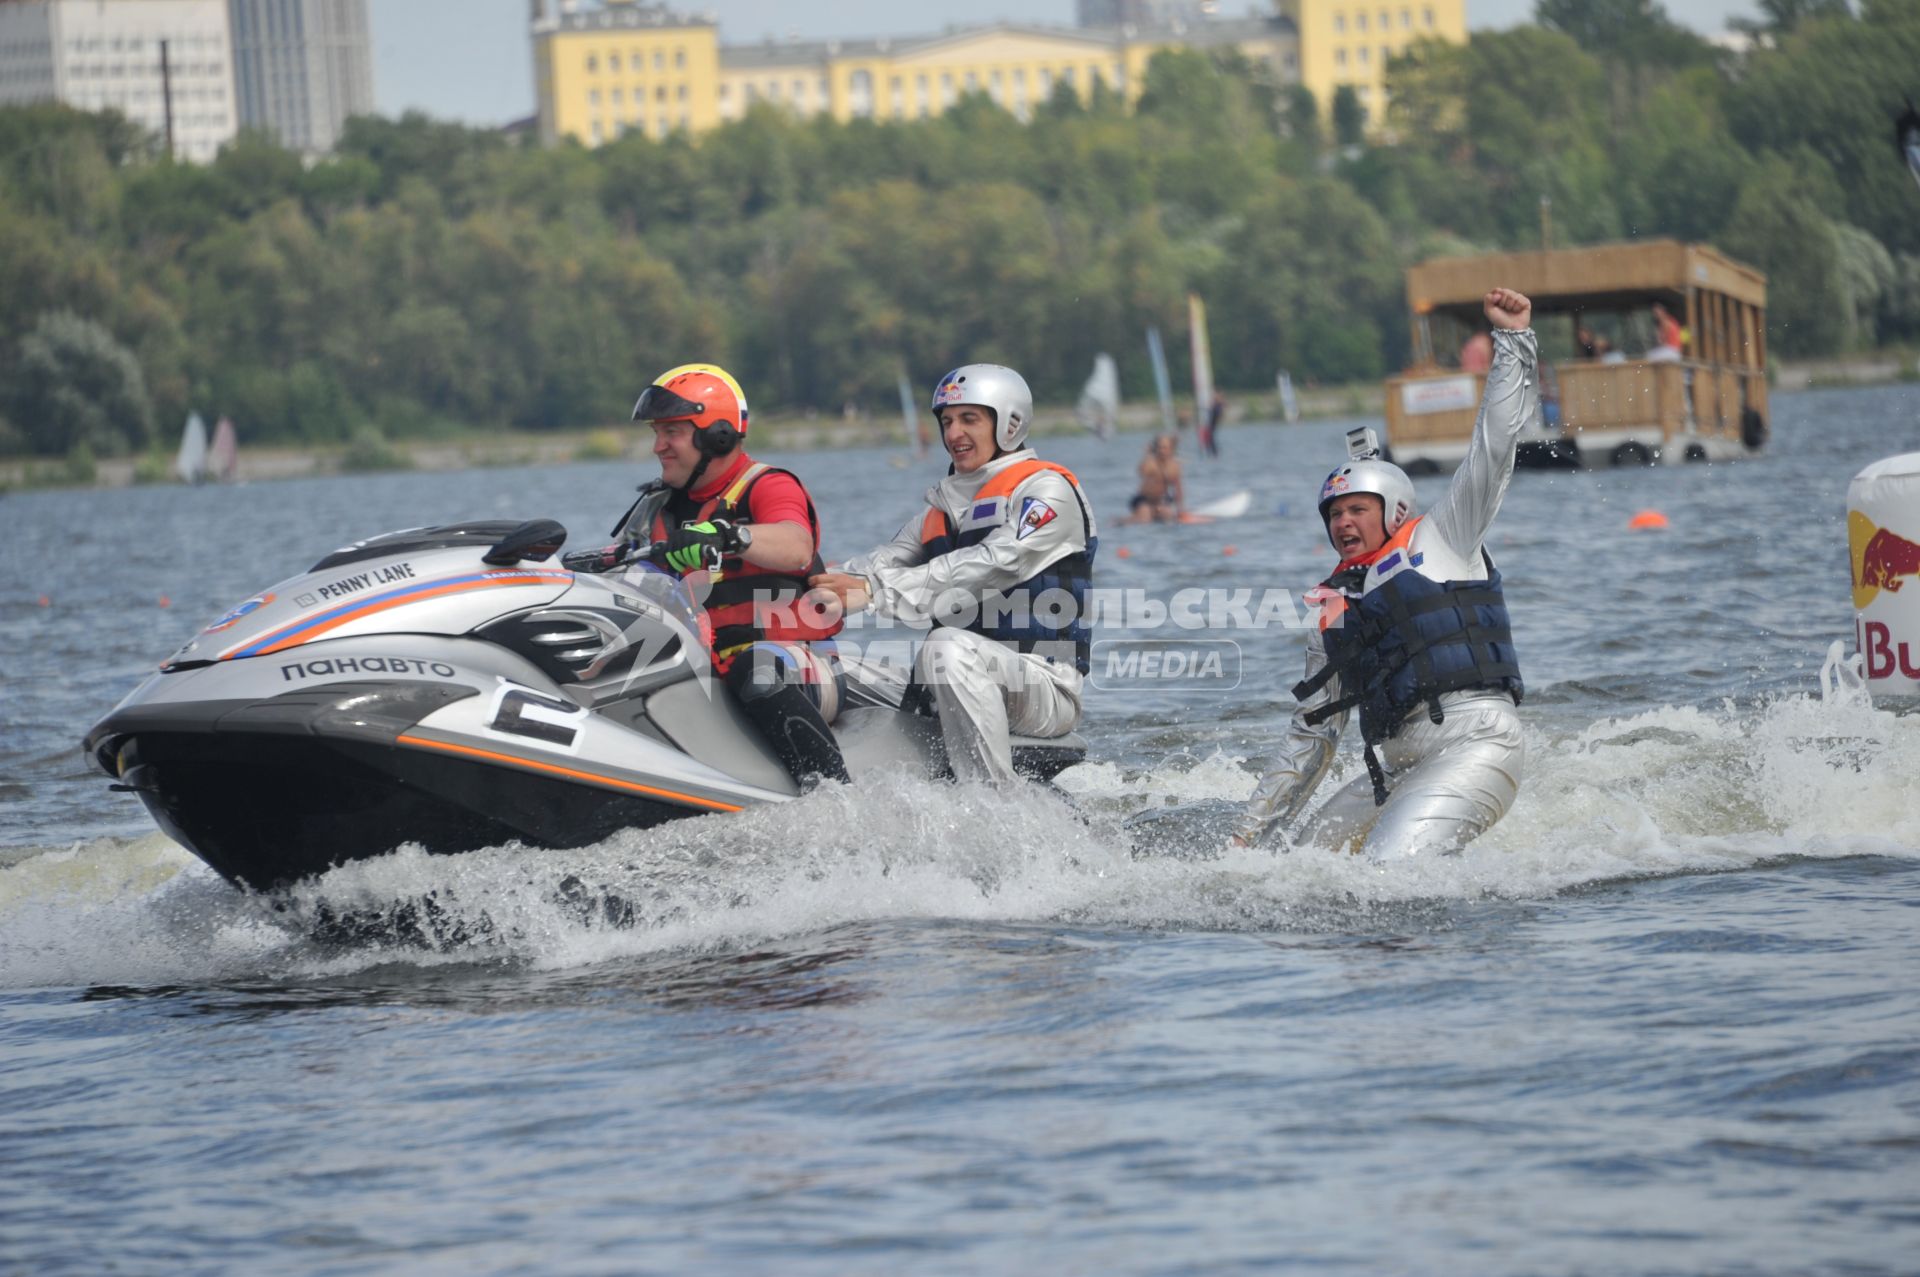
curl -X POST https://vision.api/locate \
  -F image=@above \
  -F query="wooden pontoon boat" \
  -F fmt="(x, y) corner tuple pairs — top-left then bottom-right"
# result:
(1385, 239), (1769, 471)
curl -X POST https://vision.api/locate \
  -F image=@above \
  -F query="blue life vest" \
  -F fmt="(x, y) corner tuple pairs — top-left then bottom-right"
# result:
(1295, 553), (1523, 802)
(917, 458), (1097, 675)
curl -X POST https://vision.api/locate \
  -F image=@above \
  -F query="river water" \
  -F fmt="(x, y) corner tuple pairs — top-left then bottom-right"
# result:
(3, 386), (1919, 1274)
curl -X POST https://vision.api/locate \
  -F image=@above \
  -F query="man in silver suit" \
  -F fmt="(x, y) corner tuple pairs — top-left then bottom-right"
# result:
(809, 364), (1097, 785)
(1233, 287), (1538, 859)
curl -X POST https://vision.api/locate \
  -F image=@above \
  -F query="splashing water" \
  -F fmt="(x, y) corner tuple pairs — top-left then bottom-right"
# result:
(5, 689), (1913, 991)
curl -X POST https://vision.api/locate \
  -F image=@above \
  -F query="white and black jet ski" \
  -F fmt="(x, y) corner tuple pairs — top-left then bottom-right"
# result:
(84, 519), (1085, 892)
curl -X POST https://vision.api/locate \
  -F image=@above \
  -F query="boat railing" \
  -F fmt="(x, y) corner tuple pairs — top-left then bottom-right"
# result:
(1388, 357), (1765, 448)
(1555, 358), (1763, 440)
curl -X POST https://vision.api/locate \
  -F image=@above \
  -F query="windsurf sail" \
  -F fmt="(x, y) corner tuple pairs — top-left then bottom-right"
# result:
(1075, 353), (1120, 440)
(1146, 325), (1176, 434)
(210, 415), (238, 482)
(1899, 98), (1920, 192)
(897, 367), (928, 456)
(1188, 293), (1214, 437)
(1277, 370), (1301, 424)
(175, 411), (208, 484)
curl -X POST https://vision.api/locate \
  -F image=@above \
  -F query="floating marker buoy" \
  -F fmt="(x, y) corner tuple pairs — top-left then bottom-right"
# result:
(1222, 545), (1238, 556)
(37, 594), (50, 607)
(1115, 546), (1131, 559)
(1849, 451), (1920, 693)
(158, 596), (171, 608)
(1628, 510), (1669, 530)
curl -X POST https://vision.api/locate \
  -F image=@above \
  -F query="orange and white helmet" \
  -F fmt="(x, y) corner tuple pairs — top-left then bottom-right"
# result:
(633, 364), (749, 459)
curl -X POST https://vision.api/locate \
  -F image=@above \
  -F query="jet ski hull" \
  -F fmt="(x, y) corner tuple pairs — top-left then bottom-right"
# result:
(84, 520), (1089, 894)
(107, 729), (691, 892)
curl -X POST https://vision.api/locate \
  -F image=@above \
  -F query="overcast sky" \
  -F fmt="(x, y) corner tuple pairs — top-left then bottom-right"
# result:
(370, 0), (1765, 127)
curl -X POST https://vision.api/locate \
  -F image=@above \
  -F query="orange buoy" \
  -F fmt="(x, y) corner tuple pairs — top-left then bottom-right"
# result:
(1115, 546), (1131, 559)
(1222, 545), (1238, 556)
(1628, 510), (1669, 531)
(158, 595), (171, 608)
(37, 594), (51, 607)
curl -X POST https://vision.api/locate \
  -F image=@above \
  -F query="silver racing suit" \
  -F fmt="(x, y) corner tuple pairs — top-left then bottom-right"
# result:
(841, 449), (1095, 784)
(1234, 327), (1539, 858)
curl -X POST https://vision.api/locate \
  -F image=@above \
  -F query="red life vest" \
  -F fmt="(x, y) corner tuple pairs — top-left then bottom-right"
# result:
(652, 457), (841, 663)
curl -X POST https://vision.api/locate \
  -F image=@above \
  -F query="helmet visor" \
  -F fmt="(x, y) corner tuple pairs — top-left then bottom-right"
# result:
(632, 385), (706, 423)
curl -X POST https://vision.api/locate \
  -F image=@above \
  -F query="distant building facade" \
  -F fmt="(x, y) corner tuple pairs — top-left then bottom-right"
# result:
(718, 26), (1138, 129)
(0, 0), (238, 161)
(529, 0), (720, 146)
(1277, 0), (1468, 129)
(717, 18), (1298, 127)
(228, 0), (373, 155)
(526, 0), (1468, 146)
(1074, 0), (1209, 29)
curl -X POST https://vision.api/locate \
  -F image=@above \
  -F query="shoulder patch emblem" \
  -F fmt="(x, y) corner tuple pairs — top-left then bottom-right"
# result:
(1017, 496), (1057, 540)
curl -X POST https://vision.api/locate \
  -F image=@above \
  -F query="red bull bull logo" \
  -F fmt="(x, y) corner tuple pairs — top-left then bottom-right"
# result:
(1850, 511), (1920, 609)
(1851, 510), (1920, 681)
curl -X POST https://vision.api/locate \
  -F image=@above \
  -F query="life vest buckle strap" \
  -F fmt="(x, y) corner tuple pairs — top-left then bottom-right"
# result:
(1300, 701), (1339, 727)
(1292, 665), (1338, 702)
(1364, 744), (1390, 807)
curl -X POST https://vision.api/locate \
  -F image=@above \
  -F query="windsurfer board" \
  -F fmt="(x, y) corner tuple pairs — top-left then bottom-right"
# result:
(1190, 489), (1252, 520)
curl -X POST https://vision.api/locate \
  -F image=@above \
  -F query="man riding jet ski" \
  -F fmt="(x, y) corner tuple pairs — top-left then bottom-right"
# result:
(1231, 288), (1536, 860)
(83, 373), (1086, 894)
(809, 364), (1098, 785)
(582, 363), (851, 789)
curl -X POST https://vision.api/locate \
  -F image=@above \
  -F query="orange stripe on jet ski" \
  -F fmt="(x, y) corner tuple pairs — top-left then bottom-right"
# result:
(228, 571), (570, 658)
(393, 734), (745, 813)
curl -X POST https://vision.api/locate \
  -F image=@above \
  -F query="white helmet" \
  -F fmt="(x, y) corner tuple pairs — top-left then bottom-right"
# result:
(931, 363), (1033, 452)
(1317, 457), (1416, 542)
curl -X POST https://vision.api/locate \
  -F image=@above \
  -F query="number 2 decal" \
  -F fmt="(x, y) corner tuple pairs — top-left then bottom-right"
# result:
(487, 685), (586, 753)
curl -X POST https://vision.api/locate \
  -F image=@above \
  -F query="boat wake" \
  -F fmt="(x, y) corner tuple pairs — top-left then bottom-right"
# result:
(4, 689), (1916, 989)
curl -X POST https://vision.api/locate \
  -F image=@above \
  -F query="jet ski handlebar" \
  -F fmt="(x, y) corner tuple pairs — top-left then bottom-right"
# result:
(560, 535), (746, 576)
(561, 537), (669, 574)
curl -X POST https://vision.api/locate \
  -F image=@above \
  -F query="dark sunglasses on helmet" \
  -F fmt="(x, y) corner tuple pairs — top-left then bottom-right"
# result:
(632, 385), (705, 423)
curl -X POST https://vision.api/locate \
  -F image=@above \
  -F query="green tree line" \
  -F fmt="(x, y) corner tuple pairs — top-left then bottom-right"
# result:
(2, 0), (1916, 457)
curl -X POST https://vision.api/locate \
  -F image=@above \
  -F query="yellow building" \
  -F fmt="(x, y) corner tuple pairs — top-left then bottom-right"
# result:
(530, 0), (722, 146)
(528, 2), (1461, 146)
(718, 19), (1300, 126)
(1277, 0), (1468, 131)
(530, 2), (1301, 144)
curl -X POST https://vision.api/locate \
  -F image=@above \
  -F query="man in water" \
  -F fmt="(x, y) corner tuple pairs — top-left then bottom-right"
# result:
(808, 364), (1097, 785)
(1201, 389), (1225, 458)
(1124, 434), (1185, 524)
(1231, 288), (1536, 859)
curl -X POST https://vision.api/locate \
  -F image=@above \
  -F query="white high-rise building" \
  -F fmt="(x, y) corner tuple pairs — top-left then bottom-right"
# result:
(228, 0), (372, 155)
(0, 0), (238, 162)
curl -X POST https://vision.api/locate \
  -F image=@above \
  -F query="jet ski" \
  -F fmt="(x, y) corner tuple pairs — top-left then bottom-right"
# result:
(83, 518), (1086, 892)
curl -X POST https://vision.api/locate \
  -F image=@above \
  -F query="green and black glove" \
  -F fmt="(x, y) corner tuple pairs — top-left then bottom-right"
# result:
(661, 519), (742, 574)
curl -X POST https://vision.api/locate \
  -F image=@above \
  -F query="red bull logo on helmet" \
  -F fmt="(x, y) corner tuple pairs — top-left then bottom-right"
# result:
(932, 372), (968, 408)
(1850, 511), (1920, 610)
(1320, 472), (1351, 503)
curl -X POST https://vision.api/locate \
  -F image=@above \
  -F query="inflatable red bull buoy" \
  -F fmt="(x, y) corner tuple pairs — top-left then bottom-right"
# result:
(1849, 451), (1920, 693)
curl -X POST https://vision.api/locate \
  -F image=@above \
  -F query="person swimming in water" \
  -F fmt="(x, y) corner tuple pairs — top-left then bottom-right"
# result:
(1123, 434), (1185, 525)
